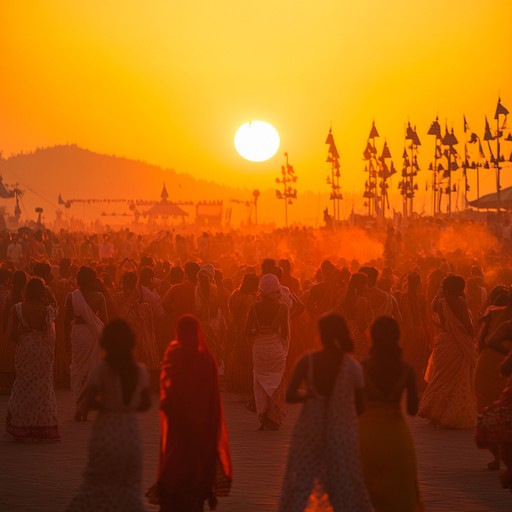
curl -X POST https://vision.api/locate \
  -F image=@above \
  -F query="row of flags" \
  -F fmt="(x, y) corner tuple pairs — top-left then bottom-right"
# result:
(324, 98), (509, 216)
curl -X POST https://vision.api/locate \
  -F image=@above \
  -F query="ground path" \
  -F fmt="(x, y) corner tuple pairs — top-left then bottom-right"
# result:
(0, 390), (510, 511)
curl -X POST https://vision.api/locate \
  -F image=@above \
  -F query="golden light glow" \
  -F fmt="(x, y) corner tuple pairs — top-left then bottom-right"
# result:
(234, 121), (280, 162)
(0, 1), (511, 224)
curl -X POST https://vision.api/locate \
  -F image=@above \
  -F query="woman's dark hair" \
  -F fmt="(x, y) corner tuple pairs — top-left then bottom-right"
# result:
(100, 319), (138, 406)
(139, 266), (154, 285)
(359, 266), (379, 287)
(318, 313), (353, 352)
(25, 277), (46, 303)
(442, 274), (465, 296)
(240, 273), (259, 295)
(12, 271), (27, 303)
(405, 272), (421, 296)
(0, 267), (11, 286)
(33, 262), (53, 283)
(77, 266), (97, 292)
(370, 316), (402, 362)
(487, 285), (509, 307)
(169, 266), (184, 285)
(342, 272), (367, 320)
(122, 271), (138, 291)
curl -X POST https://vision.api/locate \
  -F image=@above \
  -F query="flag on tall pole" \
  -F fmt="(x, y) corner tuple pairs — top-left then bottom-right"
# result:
(495, 98), (509, 119)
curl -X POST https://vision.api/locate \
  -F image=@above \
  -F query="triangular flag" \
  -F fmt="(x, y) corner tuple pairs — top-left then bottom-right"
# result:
(428, 118), (441, 137)
(369, 122), (379, 139)
(325, 129), (335, 146)
(484, 117), (494, 141)
(495, 99), (509, 119)
(381, 142), (392, 159)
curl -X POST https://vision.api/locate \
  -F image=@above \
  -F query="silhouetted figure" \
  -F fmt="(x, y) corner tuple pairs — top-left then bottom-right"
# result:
(419, 275), (477, 429)
(67, 320), (151, 511)
(64, 266), (107, 421)
(6, 277), (59, 441)
(279, 313), (373, 512)
(149, 315), (232, 512)
(359, 317), (422, 511)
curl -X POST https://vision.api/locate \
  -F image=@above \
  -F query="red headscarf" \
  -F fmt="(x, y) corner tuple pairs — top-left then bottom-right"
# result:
(153, 315), (232, 509)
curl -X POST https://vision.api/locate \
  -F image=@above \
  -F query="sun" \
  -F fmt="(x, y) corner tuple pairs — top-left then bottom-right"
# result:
(234, 121), (280, 162)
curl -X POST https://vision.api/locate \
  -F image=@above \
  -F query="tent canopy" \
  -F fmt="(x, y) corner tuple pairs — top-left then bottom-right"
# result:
(469, 185), (512, 210)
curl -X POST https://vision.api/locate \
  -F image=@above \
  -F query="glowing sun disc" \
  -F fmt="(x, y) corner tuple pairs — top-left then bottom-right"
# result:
(234, 121), (280, 162)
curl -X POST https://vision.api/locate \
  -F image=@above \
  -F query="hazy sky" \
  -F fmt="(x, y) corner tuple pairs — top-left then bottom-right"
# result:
(1, 1), (511, 214)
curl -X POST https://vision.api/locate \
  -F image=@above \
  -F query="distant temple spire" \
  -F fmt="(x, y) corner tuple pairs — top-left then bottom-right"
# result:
(161, 183), (169, 201)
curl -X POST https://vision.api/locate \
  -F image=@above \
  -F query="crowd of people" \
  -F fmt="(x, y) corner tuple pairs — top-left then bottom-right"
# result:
(1, 219), (512, 510)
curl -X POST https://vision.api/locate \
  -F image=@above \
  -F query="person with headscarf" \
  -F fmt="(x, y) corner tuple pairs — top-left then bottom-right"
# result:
(419, 275), (477, 429)
(245, 274), (290, 430)
(148, 315), (232, 512)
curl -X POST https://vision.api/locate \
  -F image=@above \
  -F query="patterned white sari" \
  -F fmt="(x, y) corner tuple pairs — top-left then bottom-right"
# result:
(6, 303), (59, 440)
(69, 290), (104, 404)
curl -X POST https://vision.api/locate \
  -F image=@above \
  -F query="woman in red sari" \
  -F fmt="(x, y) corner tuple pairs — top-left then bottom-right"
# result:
(150, 314), (232, 512)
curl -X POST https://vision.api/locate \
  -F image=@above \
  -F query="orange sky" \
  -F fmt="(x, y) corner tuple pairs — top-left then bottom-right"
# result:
(1, 1), (511, 220)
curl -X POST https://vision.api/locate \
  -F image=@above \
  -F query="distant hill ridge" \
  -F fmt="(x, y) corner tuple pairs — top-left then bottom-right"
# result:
(0, 144), (329, 225)
(1, 144), (249, 203)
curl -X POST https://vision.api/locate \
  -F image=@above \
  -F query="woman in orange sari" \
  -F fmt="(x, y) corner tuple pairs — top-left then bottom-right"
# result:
(419, 275), (477, 429)
(359, 317), (422, 512)
(476, 340), (512, 492)
(150, 315), (232, 512)
(399, 272), (430, 391)
(474, 289), (512, 470)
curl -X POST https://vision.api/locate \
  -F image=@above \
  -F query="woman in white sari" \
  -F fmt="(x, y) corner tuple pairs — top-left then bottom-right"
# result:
(279, 313), (373, 512)
(6, 277), (60, 441)
(65, 267), (107, 421)
(67, 320), (150, 511)
(245, 274), (289, 430)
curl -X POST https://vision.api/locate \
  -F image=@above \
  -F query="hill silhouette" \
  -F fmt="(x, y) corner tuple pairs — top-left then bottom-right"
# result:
(0, 145), (330, 226)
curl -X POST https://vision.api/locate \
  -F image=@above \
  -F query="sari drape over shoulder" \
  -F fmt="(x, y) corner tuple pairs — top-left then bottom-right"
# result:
(156, 342), (232, 510)
(69, 290), (104, 403)
(474, 306), (512, 411)
(279, 355), (374, 512)
(66, 362), (149, 512)
(419, 298), (478, 429)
